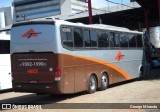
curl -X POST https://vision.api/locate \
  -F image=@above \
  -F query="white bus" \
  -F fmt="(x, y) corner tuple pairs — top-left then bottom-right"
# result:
(11, 19), (144, 94)
(0, 31), (12, 90)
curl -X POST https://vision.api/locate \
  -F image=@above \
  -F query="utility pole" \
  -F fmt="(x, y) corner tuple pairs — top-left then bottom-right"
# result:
(87, 0), (93, 24)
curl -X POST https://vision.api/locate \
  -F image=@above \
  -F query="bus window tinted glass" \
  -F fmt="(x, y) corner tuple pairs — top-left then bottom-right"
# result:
(115, 33), (120, 47)
(137, 34), (143, 47)
(74, 28), (83, 47)
(109, 32), (115, 47)
(0, 40), (10, 54)
(128, 34), (136, 47)
(90, 30), (97, 47)
(83, 30), (91, 47)
(120, 33), (128, 47)
(61, 27), (73, 48)
(98, 31), (109, 48)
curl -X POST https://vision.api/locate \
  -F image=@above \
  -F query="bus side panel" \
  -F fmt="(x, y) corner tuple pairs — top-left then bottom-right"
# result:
(62, 53), (127, 93)
(0, 54), (12, 90)
(112, 51), (143, 80)
(111, 70), (128, 84)
(75, 66), (86, 93)
(63, 68), (75, 94)
(62, 66), (87, 94)
(62, 53), (97, 93)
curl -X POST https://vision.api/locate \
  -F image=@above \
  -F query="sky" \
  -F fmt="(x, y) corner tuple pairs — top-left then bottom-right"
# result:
(92, 0), (130, 8)
(0, 0), (12, 8)
(0, 0), (130, 8)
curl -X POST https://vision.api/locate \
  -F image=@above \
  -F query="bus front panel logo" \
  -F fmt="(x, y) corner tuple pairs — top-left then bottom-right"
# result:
(115, 51), (125, 61)
(21, 29), (41, 38)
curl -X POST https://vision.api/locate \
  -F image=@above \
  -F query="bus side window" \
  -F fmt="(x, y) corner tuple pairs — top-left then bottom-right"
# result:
(61, 26), (73, 48)
(137, 34), (143, 47)
(90, 30), (98, 47)
(83, 29), (91, 47)
(98, 31), (109, 48)
(114, 33), (120, 48)
(109, 32), (115, 48)
(0, 40), (3, 54)
(0, 40), (10, 54)
(120, 33), (128, 48)
(3, 40), (10, 54)
(73, 28), (83, 48)
(128, 34), (136, 48)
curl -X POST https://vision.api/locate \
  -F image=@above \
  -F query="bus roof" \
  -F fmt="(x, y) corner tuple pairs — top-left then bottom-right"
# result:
(55, 20), (143, 34)
(0, 25), (11, 32)
(0, 33), (10, 40)
(12, 18), (143, 35)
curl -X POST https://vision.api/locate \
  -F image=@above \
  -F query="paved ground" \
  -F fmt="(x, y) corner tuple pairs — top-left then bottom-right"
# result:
(0, 69), (160, 112)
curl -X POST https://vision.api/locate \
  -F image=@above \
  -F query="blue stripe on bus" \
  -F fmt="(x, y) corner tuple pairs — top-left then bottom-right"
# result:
(16, 9), (60, 18)
(14, 0), (55, 7)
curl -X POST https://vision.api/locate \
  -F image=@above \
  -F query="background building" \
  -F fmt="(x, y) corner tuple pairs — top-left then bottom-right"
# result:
(0, 6), (13, 30)
(13, 0), (91, 22)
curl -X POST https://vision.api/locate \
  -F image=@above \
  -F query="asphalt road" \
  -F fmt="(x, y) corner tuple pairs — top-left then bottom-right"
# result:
(0, 69), (160, 112)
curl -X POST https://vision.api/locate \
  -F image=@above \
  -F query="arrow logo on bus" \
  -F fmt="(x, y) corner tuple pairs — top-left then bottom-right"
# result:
(115, 51), (125, 61)
(21, 29), (41, 38)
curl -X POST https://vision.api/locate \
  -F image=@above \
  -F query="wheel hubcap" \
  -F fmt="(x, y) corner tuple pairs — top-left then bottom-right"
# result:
(90, 77), (96, 90)
(102, 75), (107, 87)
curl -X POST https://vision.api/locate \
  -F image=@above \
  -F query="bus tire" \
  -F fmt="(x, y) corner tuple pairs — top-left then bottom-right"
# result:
(99, 73), (109, 91)
(87, 75), (97, 94)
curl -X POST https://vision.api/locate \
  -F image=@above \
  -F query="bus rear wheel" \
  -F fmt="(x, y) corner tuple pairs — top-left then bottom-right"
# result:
(87, 75), (97, 94)
(99, 73), (109, 91)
